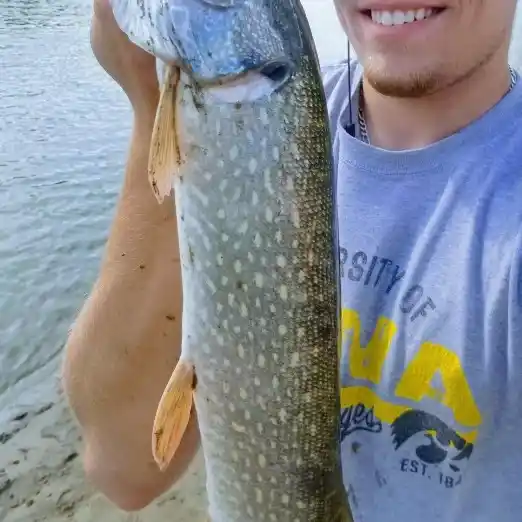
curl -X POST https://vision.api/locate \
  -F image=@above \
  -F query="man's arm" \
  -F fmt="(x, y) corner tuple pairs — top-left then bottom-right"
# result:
(61, 1), (199, 511)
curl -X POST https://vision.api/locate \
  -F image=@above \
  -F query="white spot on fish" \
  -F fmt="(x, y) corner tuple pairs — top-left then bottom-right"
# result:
(259, 107), (269, 125)
(223, 382), (230, 393)
(221, 233), (229, 242)
(233, 325), (241, 334)
(249, 158), (258, 174)
(252, 190), (259, 206)
(255, 297), (261, 308)
(239, 388), (247, 399)
(240, 303), (248, 317)
(278, 408), (287, 423)
(232, 422), (246, 433)
(276, 255), (287, 268)
(255, 488), (263, 504)
(217, 208), (226, 219)
(221, 275), (229, 285)
(234, 260), (242, 273)
(272, 147), (280, 161)
(281, 493), (290, 505)
(265, 207), (273, 222)
(270, 304), (277, 313)
(298, 270), (306, 283)
(216, 253), (224, 266)
(202, 235), (211, 250)
(219, 179), (228, 192)
(253, 233), (262, 248)
(279, 285), (288, 301)
(229, 145), (239, 161)
(257, 354), (266, 368)
(258, 454), (267, 468)
(205, 278), (217, 293)
(264, 168), (275, 195)
(228, 293), (235, 306)
(204, 172), (212, 181)
(290, 352), (300, 367)
(247, 252), (254, 262)
(238, 221), (248, 235)
(232, 187), (242, 201)
(275, 230), (283, 244)
(291, 204), (301, 228)
(278, 324), (287, 335)
(272, 375), (279, 389)
(255, 273), (263, 288)
(254, 376), (261, 386)
(257, 423), (264, 434)
(237, 344), (245, 358)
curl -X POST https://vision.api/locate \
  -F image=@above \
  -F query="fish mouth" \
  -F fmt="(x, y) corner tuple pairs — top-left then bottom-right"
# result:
(258, 59), (294, 88)
(180, 57), (294, 90)
(205, 58), (295, 104)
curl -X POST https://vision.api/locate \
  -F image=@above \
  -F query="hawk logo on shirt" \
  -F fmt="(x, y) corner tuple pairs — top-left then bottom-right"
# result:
(391, 410), (474, 472)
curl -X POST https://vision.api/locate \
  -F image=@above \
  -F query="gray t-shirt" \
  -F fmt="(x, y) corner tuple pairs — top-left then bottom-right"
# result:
(324, 61), (522, 521)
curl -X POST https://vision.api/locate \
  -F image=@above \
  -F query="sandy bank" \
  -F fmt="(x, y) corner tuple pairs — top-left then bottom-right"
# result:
(0, 388), (207, 521)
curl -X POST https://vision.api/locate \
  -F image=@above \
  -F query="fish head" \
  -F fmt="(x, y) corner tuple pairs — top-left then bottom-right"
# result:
(164, 0), (309, 89)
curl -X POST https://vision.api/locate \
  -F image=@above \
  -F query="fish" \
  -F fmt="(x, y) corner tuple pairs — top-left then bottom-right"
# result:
(111, 0), (353, 520)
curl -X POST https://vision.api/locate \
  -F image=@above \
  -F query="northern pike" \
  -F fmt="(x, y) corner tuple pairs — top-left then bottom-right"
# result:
(111, 0), (352, 520)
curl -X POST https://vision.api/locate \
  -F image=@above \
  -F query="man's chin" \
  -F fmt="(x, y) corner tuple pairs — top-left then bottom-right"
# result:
(364, 68), (440, 99)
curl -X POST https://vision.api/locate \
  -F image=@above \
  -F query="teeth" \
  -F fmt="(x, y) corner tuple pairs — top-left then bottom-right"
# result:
(371, 7), (434, 26)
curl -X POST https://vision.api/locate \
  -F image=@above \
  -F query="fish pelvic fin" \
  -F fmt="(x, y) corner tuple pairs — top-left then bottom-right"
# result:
(148, 64), (183, 204)
(152, 358), (195, 471)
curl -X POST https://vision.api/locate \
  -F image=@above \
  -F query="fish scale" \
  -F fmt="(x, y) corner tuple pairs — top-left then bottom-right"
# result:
(111, 0), (353, 520)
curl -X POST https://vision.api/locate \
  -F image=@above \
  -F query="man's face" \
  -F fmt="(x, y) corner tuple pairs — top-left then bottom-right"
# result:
(333, 0), (517, 97)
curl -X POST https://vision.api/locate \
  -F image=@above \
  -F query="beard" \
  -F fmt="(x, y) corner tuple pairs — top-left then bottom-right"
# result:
(363, 58), (442, 98)
(361, 32), (507, 100)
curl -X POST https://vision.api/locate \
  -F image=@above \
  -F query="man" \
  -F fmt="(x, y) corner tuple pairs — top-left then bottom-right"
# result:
(62, 0), (522, 519)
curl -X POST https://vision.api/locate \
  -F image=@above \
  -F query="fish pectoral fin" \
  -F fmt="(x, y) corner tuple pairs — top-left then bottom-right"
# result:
(148, 64), (183, 204)
(152, 359), (195, 471)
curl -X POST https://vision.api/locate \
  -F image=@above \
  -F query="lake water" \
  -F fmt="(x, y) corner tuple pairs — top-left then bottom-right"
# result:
(0, 0), (521, 423)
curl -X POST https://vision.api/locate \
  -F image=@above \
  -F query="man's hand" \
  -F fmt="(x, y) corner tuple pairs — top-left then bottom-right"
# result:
(90, 0), (159, 115)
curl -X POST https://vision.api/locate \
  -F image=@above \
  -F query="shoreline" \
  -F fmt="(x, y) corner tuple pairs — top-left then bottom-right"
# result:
(0, 387), (207, 521)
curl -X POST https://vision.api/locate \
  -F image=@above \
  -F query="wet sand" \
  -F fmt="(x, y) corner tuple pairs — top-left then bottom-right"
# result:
(0, 387), (207, 522)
